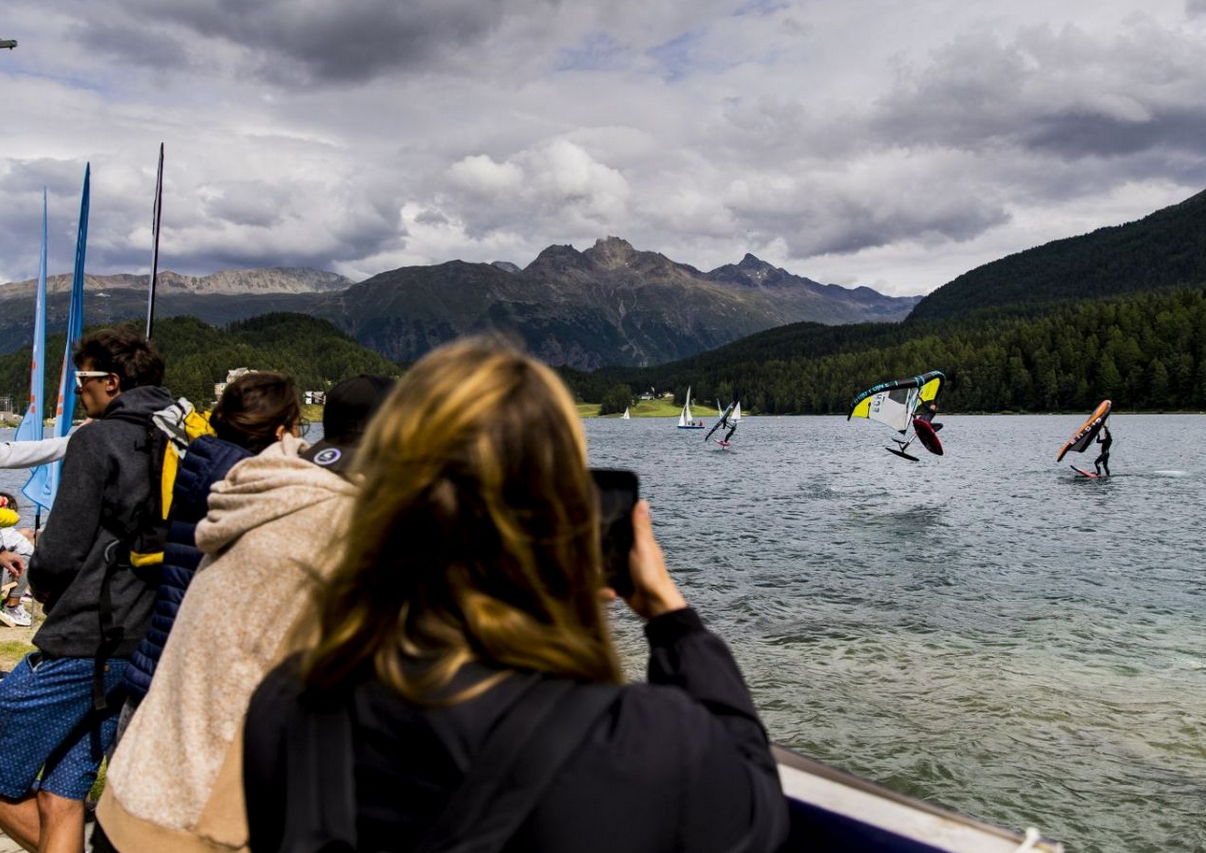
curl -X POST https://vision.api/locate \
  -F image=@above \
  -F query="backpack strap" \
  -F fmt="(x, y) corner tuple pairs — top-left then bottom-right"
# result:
(413, 676), (619, 853)
(278, 693), (359, 853)
(92, 541), (128, 712)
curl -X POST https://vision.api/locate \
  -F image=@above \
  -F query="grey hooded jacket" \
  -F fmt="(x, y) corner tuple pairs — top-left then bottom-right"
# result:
(30, 385), (176, 658)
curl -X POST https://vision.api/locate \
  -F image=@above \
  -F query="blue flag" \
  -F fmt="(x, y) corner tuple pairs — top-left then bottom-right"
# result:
(23, 165), (89, 512)
(18, 191), (49, 511)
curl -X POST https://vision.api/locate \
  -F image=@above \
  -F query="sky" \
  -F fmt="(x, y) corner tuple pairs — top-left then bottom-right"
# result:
(2, 0), (1205, 296)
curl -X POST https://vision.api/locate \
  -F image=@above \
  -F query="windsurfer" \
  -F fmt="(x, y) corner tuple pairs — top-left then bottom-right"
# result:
(1094, 425), (1112, 477)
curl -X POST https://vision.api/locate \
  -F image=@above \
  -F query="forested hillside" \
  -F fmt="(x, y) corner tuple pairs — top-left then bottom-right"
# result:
(565, 287), (1206, 414)
(908, 188), (1206, 321)
(0, 313), (402, 420)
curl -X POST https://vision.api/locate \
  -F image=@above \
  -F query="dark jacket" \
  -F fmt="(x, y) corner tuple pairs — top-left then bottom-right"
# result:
(245, 608), (789, 853)
(123, 435), (254, 697)
(29, 385), (176, 658)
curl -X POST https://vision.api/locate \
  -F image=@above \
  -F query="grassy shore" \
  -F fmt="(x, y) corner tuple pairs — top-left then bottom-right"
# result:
(577, 399), (722, 418)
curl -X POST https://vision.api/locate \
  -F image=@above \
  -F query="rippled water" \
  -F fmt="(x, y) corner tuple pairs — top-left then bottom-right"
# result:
(588, 414), (1206, 853)
(3, 417), (1202, 852)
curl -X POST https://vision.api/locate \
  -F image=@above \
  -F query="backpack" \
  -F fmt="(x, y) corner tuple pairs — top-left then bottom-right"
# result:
(128, 399), (216, 567)
(94, 398), (214, 710)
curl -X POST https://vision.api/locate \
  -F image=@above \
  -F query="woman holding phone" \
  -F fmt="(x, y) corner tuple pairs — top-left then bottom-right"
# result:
(243, 338), (788, 853)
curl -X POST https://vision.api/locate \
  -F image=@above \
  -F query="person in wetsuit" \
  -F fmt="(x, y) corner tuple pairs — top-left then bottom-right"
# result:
(1094, 424), (1112, 477)
(916, 401), (942, 432)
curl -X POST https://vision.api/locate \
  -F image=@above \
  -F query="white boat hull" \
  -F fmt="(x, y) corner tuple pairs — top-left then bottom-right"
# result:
(774, 746), (1063, 853)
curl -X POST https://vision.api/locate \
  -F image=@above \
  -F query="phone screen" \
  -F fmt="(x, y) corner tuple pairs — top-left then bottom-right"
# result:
(591, 468), (639, 597)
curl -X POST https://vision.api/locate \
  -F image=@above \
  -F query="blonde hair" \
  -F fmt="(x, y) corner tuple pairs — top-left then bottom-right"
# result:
(302, 338), (621, 702)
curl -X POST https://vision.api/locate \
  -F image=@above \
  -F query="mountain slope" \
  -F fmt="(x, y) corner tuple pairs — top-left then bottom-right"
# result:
(321, 237), (918, 368)
(909, 188), (1206, 321)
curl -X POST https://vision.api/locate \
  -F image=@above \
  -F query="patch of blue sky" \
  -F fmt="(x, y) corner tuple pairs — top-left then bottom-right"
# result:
(647, 30), (704, 82)
(733, 0), (790, 16)
(555, 31), (630, 73)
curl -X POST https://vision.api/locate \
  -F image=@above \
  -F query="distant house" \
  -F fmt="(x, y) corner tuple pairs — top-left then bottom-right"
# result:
(213, 367), (255, 403)
(303, 390), (326, 405)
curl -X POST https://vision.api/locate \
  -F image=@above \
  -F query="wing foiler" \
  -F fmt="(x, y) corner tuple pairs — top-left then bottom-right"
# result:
(704, 401), (736, 443)
(1056, 399), (1111, 462)
(847, 371), (945, 461)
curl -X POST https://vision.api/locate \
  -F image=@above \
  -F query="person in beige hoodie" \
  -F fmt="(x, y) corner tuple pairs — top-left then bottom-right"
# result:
(95, 375), (394, 853)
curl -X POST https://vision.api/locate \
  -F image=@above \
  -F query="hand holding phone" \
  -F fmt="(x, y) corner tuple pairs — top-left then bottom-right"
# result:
(591, 468), (639, 598)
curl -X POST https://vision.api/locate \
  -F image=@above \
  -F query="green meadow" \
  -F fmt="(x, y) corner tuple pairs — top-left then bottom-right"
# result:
(577, 399), (722, 418)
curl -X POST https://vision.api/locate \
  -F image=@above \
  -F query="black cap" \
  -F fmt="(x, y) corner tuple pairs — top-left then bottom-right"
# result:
(300, 375), (394, 474)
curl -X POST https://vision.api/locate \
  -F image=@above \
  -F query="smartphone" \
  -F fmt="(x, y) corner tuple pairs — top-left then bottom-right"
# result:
(591, 468), (639, 597)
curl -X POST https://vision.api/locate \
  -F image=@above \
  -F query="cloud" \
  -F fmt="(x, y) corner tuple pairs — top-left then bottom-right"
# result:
(61, 0), (540, 85)
(4, 0), (1206, 299)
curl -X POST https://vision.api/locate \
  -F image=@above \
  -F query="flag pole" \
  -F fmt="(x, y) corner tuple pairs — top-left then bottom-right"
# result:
(145, 143), (164, 339)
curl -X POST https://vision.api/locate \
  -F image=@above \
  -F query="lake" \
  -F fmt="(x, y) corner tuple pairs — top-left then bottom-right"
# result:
(3, 415), (1202, 852)
(588, 414), (1205, 853)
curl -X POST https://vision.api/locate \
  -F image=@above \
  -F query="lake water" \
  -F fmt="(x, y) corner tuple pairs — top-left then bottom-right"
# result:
(588, 414), (1206, 853)
(3, 416), (1202, 852)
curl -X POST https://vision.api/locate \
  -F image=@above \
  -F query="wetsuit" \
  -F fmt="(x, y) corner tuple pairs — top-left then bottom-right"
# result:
(1094, 427), (1112, 477)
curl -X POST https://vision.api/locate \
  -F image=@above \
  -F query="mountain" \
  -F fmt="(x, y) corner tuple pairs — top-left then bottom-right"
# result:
(0, 241), (916, 368)
(908, 188), (1206, 321)
(324, 238), (918, 369)
(0, 267), (351, 356)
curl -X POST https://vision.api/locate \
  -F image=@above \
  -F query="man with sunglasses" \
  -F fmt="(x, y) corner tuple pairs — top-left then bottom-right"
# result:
(0, 326), (174, 853)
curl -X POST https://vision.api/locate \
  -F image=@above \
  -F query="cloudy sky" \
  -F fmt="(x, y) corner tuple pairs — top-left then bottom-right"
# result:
(2, 0), (1205, 295)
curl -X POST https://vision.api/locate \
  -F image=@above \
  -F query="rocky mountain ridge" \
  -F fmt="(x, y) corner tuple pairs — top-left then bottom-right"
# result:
(0, 239), (917, 368)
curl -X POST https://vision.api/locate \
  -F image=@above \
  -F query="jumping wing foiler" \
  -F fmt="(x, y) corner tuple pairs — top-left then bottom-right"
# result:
(847, 371), (945, 459)
(1056, 400), (1111, 462)
(704, 402), (736, 443)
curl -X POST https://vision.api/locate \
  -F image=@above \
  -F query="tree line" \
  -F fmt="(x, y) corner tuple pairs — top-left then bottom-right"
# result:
(0, 313), (402, 420)
(561, 286), (1206, 415)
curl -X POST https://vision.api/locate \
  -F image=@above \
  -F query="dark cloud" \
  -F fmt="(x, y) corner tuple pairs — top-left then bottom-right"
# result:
(1023, 108), (1206, 159)
(66, 0), (550, 84)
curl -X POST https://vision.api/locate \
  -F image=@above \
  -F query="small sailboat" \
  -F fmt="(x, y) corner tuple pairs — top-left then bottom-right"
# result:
(621, 407), (631, 420)
(677, 386), (705, 429)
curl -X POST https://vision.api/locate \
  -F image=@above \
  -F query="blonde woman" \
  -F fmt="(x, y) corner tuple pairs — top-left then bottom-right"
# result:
(244, 339), (788, 853)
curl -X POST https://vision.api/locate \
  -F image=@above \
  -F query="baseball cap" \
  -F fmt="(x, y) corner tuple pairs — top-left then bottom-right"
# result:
(299, 374), (394, 475)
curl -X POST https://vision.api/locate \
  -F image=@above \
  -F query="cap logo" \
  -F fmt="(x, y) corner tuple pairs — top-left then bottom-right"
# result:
(313, 448), (343, 467)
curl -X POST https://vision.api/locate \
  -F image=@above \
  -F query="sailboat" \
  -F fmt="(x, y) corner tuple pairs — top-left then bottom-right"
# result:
(677, 386), (705, 429)
(621, 407), (631, 420)
(732, 402), (742, 422)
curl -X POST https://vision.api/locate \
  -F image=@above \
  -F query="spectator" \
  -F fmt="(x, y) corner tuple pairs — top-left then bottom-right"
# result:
(95, 375), (394, 853)
(0, 492), (36, 628)
(120, 371), (305, 707)
(0, 327), (172, 853)
(244, 339), (788, 853)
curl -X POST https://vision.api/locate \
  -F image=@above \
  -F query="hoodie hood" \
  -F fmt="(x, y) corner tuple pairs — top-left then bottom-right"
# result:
(102, 385), (176, 424)
(195, 433), (358, 556)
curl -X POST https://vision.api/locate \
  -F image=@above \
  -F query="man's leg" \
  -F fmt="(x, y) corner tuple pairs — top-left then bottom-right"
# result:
(35, 792), (84, 853)
(0, 794), (41, 851)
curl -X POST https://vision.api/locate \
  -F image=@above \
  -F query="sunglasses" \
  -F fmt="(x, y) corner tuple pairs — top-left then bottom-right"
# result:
(73, 370), (113, 390)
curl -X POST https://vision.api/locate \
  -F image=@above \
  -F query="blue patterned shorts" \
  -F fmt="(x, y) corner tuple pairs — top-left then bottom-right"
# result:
(0, 652), (126, 800)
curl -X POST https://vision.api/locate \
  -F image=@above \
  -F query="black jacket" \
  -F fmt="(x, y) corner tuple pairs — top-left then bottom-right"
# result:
(29, 385), (176, 658)
(245, 608), (789, 853)
(123, 435), (254, 697)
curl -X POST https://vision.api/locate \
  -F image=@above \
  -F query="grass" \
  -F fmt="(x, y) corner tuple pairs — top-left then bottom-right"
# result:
(0, 637), (35, 671)
(578, 399), (722, 419)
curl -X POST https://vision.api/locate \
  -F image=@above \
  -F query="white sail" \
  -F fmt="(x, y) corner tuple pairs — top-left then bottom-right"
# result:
(621, 407), (630, 420)
(732, 402), (742, 421)
(679, 386), (694, 426)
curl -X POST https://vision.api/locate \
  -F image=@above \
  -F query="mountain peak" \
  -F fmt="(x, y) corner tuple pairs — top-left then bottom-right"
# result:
(582, 236), (638, 269)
